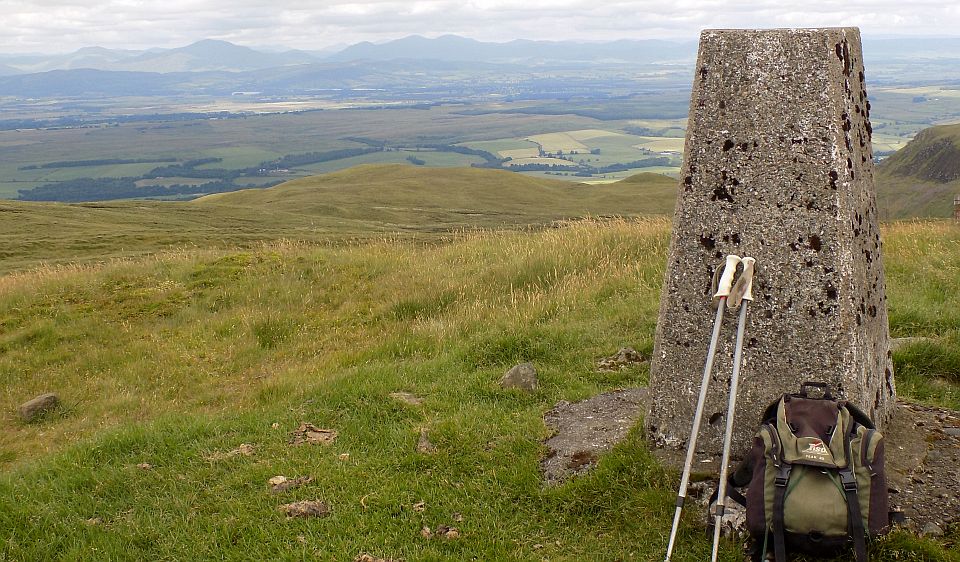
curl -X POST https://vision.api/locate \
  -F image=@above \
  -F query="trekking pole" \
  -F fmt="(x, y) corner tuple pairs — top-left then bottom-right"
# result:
(710, 256), (756, 562)
(664, 254), (741, 562)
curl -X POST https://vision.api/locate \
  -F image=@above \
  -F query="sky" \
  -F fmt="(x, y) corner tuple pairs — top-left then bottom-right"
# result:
(2, 0), (959, 54)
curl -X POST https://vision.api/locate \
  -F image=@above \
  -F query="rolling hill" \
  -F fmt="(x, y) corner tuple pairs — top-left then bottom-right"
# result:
(0, 165), (678, 273)
(875, 123), (960, 219)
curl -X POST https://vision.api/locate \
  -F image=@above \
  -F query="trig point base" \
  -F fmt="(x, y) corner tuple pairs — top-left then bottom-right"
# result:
(647, 28), (895, 461)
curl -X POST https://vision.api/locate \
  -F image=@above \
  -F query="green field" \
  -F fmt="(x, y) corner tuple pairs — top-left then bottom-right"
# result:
(0, 105), (608, 200)
(2, 89), (959, 204)
(0, 199), (957, 559)
(297, 150), (485, 174)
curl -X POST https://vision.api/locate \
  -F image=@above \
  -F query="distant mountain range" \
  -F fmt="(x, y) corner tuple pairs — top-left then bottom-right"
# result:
(1, 35), (959, 99)
(0, 36), (697, 75)
(0, 39), (318, 74)
(4, 34), (958, 76)
(327, 34), (698, 64)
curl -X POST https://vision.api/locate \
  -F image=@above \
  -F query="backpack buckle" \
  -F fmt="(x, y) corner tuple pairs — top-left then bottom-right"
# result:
(840, 470), (858, 492)
(775, 465), (791, 487)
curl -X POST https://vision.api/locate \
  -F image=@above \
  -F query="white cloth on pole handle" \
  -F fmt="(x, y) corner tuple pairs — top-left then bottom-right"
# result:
(727, 256), (755, 309)
(711, 255), (741, 307)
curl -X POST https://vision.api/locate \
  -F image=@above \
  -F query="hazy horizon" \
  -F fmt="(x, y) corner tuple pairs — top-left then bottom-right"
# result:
(4, 0), (960, 54)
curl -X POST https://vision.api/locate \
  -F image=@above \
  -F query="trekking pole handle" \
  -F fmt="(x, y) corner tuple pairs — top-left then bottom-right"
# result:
(713, 255), (741, 299)
(738, 257), (755, 301)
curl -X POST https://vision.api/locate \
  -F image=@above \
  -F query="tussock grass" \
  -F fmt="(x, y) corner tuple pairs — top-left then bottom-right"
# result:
(884, 220), (960, 410)
(0, 218), (957, 560)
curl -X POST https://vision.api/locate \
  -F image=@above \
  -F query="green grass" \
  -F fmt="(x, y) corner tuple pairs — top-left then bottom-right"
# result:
(0, 164), (680, 274)
(884, 221), (960, 410)
(0, 215), (958, 560)
(459, 139), (541, 154)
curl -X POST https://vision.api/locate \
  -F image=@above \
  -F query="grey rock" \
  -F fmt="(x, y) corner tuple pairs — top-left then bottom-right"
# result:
(694, 482), (748, 537)
(596, 347), (647, 371)
(942, 427), (960, 437)
(920, 522), (944, 537)
(541, 388), (647, 484)
(500, 362), (538, 392)
(17, 393), (60, 422)
(647, 28), (896, 460)
(713, 496), (748, 538)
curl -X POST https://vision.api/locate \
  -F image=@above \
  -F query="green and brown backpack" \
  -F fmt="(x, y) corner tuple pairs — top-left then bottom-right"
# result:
(727, 382), (889, 562)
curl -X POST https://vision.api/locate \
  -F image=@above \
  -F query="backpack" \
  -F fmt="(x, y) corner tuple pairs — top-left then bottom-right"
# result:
(726, 382), (889, 562)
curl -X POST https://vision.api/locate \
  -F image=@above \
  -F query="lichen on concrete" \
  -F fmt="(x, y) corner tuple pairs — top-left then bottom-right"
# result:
(647, 28), (895, 462)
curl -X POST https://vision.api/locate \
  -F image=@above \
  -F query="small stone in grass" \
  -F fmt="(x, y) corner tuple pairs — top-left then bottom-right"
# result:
(436, 524), (460, 540)
(17, 393), (60, 422)
(420, 526), (432, 538)
(499, 363), (538, 392)
(413, 501), (425, 513)
(355, 555), (399, 562)
(268, 475), (312, 493)
(203, 443), (255, 461)
(389, 392), (424, 406)
(136, 463), (153, 470)
(289, 423), (338, 446)
(416, 429), (436, 454)
(280, 500), (330, 518)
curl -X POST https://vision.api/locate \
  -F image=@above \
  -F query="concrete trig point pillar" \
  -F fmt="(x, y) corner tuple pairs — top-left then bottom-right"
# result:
(647, 28), (896, 461)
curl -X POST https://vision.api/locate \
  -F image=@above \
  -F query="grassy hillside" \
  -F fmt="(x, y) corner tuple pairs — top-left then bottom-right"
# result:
(0, 165), (678, 274)
(876, 123), (960, 219)
(197, 165), (679, 222)
(1, 218), (958, 560)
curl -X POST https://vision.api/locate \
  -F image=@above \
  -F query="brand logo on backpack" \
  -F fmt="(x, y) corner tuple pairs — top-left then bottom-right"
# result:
(801, 438), (830, 461)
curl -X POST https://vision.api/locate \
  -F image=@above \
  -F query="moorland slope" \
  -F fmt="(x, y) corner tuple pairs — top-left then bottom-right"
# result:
(0, 165), (677, 274)
(1, 218), (958, 560)
(876, 123), (960, 219)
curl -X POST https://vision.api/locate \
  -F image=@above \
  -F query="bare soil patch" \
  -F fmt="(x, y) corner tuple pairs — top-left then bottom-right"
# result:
(541, 387), (648, 484)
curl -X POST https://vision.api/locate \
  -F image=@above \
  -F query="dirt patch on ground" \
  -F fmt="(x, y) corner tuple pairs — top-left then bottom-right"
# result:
(884, 400), (960, 534)
(545, 389), (958, 537)
(541, 387), (648, 485)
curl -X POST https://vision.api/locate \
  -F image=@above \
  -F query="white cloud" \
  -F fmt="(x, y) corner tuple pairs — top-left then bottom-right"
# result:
(0, 0), (957, 53)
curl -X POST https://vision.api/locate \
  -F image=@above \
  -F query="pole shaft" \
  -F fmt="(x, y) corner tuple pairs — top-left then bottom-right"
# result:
(665, 300), (727, 561)
(711, 301), (749, 561)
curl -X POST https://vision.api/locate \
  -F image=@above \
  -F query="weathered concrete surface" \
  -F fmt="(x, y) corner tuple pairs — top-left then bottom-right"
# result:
(647, 28), (895, 462)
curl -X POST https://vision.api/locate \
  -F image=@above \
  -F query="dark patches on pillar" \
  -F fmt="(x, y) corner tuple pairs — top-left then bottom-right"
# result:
(648, 28), (895, 462)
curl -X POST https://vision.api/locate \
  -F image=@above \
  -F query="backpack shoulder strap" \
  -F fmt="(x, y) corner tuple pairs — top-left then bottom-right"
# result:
(760, 395), (783, 424)
(772, 462), (792, 562)
(840, 430), (868, 562)
(843, 402), (876, 430)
